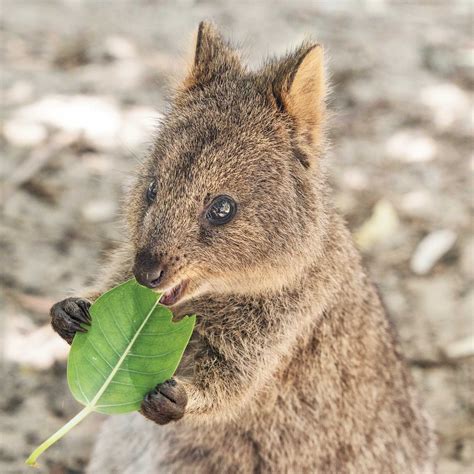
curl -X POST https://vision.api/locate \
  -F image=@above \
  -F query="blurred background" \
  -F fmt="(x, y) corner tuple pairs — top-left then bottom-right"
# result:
(1, 1), (472, 473)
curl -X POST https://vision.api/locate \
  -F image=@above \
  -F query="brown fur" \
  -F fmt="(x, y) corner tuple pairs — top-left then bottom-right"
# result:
(77, 22), (435, 473)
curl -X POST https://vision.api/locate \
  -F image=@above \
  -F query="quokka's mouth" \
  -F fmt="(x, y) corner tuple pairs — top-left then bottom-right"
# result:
(159, 280), (188, 306)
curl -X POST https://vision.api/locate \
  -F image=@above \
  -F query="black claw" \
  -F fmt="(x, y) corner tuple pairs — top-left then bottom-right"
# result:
(77, 300), (92, 322)
(75, 310), (91, 325)
(73, 315), (90, 330)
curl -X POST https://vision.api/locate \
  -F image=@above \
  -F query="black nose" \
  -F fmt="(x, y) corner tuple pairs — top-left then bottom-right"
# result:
(133, 250), (166, 289)
(136, 267), (165, 289)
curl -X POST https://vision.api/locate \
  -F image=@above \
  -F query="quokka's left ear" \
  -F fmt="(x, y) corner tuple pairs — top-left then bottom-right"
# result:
(270, 43), (327, 147)
(182, 21), (243, 90)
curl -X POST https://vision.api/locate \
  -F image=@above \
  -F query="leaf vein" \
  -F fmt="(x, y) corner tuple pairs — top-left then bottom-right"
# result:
(140, 326), (191, 336)
(95, 313), (123, 359)
(85, 355), (107, 380)
(87, 338), (114, 369)
(113, 313), (132, 345)
(117, 365), (173, 376)
(127, 348), (181, 358)
(110, 380), (151, 390)
(73, 358), (90, 404)
(96, 398), (144, 409)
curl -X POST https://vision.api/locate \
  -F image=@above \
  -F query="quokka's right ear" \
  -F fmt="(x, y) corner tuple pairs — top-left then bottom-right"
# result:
(182, 21), (242, 89)
(269, 43), (327, 149)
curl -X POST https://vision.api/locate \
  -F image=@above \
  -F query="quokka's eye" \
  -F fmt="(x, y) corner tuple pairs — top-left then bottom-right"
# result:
(146, 180), (157, 203)
(206, 195), (237, 226)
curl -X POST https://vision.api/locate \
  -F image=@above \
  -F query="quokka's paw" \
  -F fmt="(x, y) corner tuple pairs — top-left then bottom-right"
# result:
(140, 378), (188, 425)
(50, 297), (91, 345)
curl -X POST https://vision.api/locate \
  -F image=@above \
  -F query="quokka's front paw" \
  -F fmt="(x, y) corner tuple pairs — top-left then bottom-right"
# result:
(50, 297), (91, 345)
(140, 378), (187, 425)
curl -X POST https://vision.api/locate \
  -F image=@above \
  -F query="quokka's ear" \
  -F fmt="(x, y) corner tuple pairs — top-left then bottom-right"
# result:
(183, 21), (242, 89)
(271, 44), (327, 146)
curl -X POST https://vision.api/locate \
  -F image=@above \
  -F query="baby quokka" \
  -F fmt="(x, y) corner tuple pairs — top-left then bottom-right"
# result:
(51, 22), (435, 473)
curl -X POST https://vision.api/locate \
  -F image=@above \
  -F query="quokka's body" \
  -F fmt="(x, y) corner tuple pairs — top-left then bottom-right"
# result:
(51, 22), (435, 473)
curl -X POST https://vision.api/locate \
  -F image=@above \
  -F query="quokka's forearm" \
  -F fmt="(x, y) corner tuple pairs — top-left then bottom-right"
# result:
(180, 362), (256, 421)
(180, 337), (281, 421)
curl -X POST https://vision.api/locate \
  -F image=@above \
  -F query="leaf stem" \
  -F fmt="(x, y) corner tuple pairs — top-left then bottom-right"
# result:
(25, 406), (93, 467)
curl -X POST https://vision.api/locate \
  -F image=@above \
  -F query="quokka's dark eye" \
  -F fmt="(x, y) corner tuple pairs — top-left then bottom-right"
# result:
(206, 195), (237, 226)
(146, 180), (157, 203)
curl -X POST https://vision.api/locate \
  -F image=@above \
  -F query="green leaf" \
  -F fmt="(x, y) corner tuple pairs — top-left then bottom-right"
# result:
(26, 279), (195, 466)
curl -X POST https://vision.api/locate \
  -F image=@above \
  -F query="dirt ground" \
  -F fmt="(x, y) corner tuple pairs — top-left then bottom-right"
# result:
(1, 1), (473, 473)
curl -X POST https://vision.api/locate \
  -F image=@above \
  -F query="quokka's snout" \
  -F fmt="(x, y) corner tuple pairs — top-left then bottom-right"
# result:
(133, 248), (166, 289)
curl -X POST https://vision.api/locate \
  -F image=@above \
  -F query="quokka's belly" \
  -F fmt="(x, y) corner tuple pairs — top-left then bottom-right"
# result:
(86, 391), (435, 474)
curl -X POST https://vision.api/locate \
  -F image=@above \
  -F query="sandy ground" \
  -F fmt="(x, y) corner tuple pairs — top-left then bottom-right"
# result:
(1, 1), (473, 473)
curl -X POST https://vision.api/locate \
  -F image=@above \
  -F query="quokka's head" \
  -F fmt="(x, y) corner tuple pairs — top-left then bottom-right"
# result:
(128, 22), (330, 306)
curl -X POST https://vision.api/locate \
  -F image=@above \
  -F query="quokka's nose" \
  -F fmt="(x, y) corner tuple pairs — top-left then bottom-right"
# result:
(133, 250), (166, 289)
(135, 267), (165, 289)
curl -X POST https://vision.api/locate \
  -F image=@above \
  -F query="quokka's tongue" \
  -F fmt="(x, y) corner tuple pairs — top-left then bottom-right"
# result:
(160, 281), (186, 306)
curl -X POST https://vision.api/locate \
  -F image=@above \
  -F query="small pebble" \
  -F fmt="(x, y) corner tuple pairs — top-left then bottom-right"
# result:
(443, 335), (474, 360)
(3, 119), (47, 147)
(81, 200), (117, 223)
(103, 36), (137, 60)
(399, 190), (433, 219)
(410, 229), (457, 275)
(355, 199), (399, 251)
(420, 82), (469, 130)
(385, 129), (437, 163)
(5, 80), (34, 105)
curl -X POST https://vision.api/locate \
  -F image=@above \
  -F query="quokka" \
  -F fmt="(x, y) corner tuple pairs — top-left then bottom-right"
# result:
(51, 22), (436, 474)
